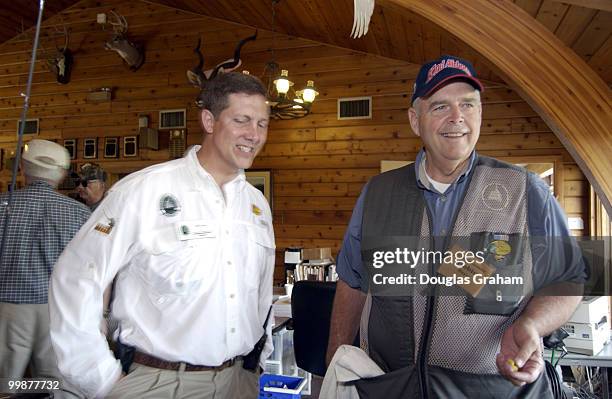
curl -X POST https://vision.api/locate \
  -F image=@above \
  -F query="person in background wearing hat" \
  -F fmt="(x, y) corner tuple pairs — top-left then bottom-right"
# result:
(75, 163), (107, 211)
(324, 55), (586, 398)
(49, 72), (275, 399)
(0, 139), (91, 398)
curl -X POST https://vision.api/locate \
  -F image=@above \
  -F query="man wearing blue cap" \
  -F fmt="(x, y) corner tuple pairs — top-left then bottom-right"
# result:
(325, 55), (586, 398)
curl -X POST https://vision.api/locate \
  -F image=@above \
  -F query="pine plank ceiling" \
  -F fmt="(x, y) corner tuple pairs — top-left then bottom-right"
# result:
(0, 0), (610, 84)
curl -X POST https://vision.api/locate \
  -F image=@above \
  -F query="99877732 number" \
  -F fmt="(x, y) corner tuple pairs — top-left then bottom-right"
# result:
(0, 378), (60, 393)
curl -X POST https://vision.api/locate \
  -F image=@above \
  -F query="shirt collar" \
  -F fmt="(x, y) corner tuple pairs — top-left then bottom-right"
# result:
(27, 179), (55, 189)
(185, 145), (246, 191)
(415, 148), (477, 191)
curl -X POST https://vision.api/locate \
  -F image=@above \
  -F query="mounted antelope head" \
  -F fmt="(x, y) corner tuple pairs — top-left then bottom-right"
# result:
(104, 10), (145, 71)
(45, 25), (73, 84)
(186, 30), (258, 89)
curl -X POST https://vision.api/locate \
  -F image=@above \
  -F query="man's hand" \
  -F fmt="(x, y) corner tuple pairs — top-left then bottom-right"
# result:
(496, 317), (544, 386)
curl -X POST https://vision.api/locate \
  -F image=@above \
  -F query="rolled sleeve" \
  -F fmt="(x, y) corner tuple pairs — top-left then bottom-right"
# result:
(336, 183), (369, 289)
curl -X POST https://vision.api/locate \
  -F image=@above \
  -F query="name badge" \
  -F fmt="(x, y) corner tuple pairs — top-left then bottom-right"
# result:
(175, 221), (216, 241)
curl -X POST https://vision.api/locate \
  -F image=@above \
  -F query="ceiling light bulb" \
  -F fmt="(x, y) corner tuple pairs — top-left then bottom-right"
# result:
(301, 80), (318, 103)
(274, 70), (291, 95)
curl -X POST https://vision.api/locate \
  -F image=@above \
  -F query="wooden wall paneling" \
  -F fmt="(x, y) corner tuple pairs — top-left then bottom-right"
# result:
(553, 158), (565, 206)
(274, 197), (359, 211)
(564, 163), (587, 180)
(273, 169), (378, 183)
(535, 0), (569, 32)
(514, 0), (542, 18)
(548, 0), (612, 12)
(273, 210), (352, 226)
(383, 7), (411, 61)
(404, 16), (427, 63)
(554, 5), (598, 46)
(265, 128), (315, 144)
(588, 35), (612, 82)
(368, 7), (394, 58)
(274, 224), (347, 240)
(315, 124), (414, 141)
(564, 180), (587, 197)
(572, 11), (612, 60)
(288, 65), (421, 87)
(420, 26), (440, 63)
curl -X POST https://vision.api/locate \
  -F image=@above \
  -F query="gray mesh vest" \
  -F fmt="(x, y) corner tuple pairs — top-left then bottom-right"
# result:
(356, 155), (552, 399)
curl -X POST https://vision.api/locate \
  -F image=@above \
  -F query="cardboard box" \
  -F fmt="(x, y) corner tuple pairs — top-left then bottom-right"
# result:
(301, 247), (333, 261)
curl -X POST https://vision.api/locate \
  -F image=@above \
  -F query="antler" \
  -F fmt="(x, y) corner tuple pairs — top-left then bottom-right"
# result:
(58, 25), (69, 52)
(193, 37), (204, 72)
(109, 10), (128, 35)
(186, 37), (206, 88)
(208, 30), (258, 80)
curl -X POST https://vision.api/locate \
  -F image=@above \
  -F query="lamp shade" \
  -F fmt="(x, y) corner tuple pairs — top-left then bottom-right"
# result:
(301, 80), (318, 103)
(274, 70), (292, 95)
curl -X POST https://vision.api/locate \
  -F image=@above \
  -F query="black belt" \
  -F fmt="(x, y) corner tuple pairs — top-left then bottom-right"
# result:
(133, 351), (239, 372)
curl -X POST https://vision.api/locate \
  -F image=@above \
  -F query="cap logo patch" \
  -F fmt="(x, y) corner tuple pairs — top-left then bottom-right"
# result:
(426, 59), (472, 83)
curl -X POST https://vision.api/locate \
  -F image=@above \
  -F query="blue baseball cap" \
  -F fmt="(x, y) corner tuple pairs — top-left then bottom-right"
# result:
(411, 55), (484, 104)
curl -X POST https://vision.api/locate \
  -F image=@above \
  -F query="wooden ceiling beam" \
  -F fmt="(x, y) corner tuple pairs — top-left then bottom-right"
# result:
(390, 0), (612, 214)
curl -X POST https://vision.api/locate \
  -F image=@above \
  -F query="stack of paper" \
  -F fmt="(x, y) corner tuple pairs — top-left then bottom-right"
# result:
(273, 296), (292, 318)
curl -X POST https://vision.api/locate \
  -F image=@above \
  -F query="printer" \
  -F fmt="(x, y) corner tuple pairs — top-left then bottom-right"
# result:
(563, 296), (610, 355)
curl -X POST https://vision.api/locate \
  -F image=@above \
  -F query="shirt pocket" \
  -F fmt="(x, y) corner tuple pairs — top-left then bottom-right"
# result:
(463, 231), (526, 316)
(241, 224), (275, 290)
(138, 223), (218, 299)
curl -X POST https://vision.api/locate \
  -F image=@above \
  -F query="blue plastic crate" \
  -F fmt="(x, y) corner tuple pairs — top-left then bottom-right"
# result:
(259, 374), (306, 399)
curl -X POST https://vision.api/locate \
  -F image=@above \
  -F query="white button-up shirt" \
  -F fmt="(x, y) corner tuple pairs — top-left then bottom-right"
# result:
(49, 146), (275, 398)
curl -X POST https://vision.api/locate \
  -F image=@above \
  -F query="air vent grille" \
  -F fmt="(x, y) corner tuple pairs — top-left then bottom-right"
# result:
(338, 97), (372, 120)
(159, 109), (186, 129)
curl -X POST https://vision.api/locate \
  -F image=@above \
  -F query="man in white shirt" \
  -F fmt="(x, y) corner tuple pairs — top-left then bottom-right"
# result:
(49, 72), (275, 399)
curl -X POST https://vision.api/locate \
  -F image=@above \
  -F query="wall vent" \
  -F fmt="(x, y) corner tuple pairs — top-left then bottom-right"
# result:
(337, 97), (372, 120)
(159, 109), (186, 129)
(17, 119), (39, 135)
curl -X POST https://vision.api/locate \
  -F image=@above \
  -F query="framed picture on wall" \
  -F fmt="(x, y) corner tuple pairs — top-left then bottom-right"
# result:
(63, 139), (76, 159)
(245, 170), (272, 207)
(3, 149), (16, 171)
(123, 136), (137, 157)
(104, 137), (118, 158)
(83, 138), (97, 159)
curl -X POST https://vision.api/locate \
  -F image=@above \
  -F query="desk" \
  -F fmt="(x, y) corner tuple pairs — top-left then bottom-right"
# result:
(545, 343), (612, 399)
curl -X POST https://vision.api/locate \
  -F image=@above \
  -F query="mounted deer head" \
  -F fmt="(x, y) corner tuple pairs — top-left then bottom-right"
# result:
(104, 10), (145, 71)
(45, 25), (73, 84)
(186, 30), (258, 89)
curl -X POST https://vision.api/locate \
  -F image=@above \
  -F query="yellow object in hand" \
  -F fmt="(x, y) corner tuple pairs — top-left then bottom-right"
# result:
(507, 358), (519, 372)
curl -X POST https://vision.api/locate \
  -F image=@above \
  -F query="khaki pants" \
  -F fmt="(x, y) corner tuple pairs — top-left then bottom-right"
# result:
(107, 359), (260, 399)
(0, 302), (83, 399)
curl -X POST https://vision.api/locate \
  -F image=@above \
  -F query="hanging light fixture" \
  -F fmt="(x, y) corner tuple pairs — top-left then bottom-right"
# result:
(261, 0), (319, 120)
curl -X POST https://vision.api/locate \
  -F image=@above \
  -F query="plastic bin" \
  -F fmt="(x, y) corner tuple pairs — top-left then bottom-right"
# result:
(259, 374), (306, 399)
